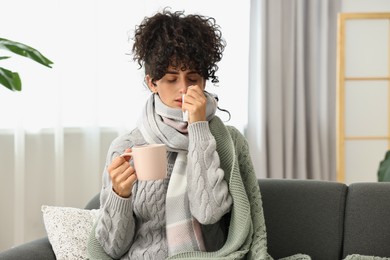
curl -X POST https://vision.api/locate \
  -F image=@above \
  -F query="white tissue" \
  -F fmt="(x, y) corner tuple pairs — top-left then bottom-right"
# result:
(182, 94), (188, 122)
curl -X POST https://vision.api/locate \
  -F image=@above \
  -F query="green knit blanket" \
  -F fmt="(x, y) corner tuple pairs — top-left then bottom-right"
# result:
(344, 255), (390, 260)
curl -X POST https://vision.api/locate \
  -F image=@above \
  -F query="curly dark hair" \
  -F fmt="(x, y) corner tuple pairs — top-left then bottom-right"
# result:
(132, 8), (226, 84)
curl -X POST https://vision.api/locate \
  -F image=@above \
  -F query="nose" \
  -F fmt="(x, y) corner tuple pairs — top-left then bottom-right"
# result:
(179, 81), (191, 94)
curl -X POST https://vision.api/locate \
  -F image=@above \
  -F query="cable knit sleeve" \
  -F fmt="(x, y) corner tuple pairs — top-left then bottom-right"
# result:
(94, 135), (137, 259)
(96, 190), (135, 258)
(187, 121), (233, 225)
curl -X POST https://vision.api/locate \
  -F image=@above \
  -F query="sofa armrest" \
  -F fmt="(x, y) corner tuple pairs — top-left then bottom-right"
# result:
(0, 237), (56, 260)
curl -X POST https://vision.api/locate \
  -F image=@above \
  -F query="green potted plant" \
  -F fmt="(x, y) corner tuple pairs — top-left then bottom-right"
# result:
(0, 38), (53, 91)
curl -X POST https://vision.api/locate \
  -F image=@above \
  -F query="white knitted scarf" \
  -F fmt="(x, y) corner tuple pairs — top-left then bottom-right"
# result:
(137, 93), (218, 256)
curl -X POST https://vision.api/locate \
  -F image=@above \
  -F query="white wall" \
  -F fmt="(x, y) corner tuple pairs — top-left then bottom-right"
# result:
(342, 0), (390, 12)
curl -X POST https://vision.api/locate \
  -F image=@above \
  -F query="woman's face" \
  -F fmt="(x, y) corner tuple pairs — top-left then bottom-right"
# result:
(146, 66), (206, 108)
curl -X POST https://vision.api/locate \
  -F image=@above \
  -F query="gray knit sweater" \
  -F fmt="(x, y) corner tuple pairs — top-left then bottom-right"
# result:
(94, 122), (232, 259)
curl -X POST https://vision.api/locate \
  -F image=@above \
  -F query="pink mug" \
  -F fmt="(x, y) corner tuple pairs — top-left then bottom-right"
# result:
(121, 144), (167, 181)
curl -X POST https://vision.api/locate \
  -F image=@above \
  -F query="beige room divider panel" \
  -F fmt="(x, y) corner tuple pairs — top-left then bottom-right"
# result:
(337, 13), (390, 183)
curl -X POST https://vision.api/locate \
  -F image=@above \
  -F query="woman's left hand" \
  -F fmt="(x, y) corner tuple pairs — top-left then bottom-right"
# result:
(182, 85), (207, 124)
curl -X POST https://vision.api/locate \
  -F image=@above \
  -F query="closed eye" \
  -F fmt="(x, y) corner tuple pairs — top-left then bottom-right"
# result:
(166, 78), (177, 83)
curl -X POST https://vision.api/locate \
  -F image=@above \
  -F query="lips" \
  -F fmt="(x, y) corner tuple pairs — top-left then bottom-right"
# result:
(173, 98), (183, 108)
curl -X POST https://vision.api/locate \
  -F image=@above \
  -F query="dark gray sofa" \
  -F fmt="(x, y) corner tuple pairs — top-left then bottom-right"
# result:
(1, 179), (390, 260)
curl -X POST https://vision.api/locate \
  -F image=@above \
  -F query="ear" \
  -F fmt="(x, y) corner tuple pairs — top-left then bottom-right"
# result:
(145, 75), (158, 93)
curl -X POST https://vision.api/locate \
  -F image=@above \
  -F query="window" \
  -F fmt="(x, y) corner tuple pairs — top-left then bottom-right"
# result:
(0, 0), (250, 133)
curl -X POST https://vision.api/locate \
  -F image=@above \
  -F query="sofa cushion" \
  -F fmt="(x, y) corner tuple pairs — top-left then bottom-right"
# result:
(42, 205), (100, 260)
(343, 182), (390, 258)
(259, 179), (347, 260)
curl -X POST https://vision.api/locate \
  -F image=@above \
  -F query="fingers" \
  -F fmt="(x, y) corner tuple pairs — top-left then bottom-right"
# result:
(182, 85), (207, 123)
(113, 162), (135, 183)
(114, 168), (137, 198)
(122, 171), (138, 190)
(108, 149), (137, 198)
(184, 85), (205, 104)
(121, 148), (132, 161)
(108, 148), (132, 173)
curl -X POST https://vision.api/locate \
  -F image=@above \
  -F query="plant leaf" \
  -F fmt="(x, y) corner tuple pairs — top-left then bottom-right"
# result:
(0, 66), (22, 91)
(0, 38), (53, 68)
(0, 56), (11, 60)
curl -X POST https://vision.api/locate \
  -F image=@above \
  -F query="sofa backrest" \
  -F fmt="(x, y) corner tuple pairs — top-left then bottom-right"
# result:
(84, 193), (100, 210)
(259, 179), (348, 260)
(342, 182), (390, 258)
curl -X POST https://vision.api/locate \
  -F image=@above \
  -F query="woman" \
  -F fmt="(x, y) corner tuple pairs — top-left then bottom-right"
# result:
(87, 8), (293, 260)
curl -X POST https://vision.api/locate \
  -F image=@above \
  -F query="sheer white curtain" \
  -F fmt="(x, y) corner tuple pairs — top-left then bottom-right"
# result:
(247, 0), (267, 179)
(0, 0), (250, 250)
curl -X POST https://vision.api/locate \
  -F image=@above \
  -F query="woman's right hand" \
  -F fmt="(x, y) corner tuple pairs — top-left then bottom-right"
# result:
(108, 148), (137, 198)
